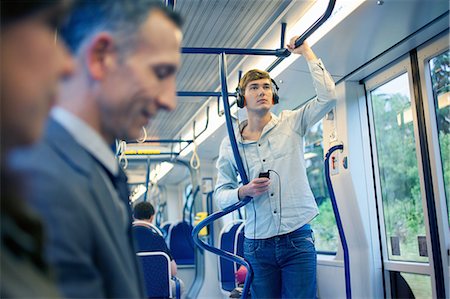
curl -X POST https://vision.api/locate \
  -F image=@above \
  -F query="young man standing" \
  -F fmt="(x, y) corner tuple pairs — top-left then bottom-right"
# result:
(214, 39), (337, 298)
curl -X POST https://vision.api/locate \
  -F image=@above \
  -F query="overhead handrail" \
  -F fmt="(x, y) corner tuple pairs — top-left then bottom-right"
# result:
(193, 106), (210, 141)
(191, 2), (337, 298)
(127, 139), (193, 144)
(125, 139), (193, 158)
(182, 47), (289, 57)
(178, 91), (237, 97)
(126, 111), (210, 159)
(324, 144), (351, 299)
(267, 0), (336, 72)
(295, 0), (336, 48)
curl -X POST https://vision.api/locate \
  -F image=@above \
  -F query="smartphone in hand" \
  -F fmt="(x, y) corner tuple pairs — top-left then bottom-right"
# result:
(258, 171), (270, 179)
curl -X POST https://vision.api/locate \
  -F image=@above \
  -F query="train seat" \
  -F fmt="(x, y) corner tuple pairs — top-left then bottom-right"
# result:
(160, 221), (173, 239)
(137, 251), (173, 298)
(168, 221), (195, 265)
(218, 221), (245, 293)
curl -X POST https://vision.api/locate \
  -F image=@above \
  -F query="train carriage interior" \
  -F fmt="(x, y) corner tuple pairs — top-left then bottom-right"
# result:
(121, 0), (450, 298)
(4, 0), (448, 298)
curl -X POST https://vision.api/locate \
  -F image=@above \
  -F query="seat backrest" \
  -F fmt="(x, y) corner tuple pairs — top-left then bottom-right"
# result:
(235, 223), (245, 260)
(160, 221), (172, 239)
(137, 251), (172, 298)
(133, 224), (166, 254)
(168, 221), (195, 265)
(133, 220), (164, 237)
(218, 221), (244, 292)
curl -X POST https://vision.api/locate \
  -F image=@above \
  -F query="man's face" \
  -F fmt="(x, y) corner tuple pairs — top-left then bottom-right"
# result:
(244, 78), (274, 113)
(0, 4), (75, 147)
(99, 10), (182, 142)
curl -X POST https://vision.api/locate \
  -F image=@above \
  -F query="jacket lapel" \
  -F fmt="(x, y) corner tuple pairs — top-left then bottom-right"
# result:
(45, 119), (132, 260)
(45, 119), (145, 294)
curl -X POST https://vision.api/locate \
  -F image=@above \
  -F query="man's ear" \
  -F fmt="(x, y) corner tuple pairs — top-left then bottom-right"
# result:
(85, 33), (117, 80)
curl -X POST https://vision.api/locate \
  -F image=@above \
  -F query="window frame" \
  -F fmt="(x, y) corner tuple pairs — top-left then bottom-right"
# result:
(365, 55), (435, 297)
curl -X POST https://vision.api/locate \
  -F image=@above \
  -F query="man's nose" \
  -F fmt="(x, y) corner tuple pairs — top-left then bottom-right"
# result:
(156, 79), (177, 112)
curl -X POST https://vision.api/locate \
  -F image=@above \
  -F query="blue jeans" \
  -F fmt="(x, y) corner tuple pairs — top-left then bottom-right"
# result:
(243, 225), (316, 299)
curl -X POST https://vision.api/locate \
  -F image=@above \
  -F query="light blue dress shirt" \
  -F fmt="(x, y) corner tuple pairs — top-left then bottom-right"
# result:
(214, 59), (337, 239)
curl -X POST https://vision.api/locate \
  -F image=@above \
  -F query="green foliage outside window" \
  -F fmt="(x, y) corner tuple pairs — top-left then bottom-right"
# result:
(371, 75), (428, 262)
(305, 121), (339, 253)
(429, 51), (450, 226)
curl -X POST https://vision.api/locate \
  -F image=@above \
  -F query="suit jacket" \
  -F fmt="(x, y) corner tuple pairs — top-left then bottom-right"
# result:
(11, 118), (145, 298)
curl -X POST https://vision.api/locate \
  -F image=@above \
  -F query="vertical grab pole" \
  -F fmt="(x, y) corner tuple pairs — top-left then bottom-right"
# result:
(280, 22), (287, 49)
(206, 192), (214, 246)
(191, 54), (254, 299)
(219, 53), (249, 184)
(219, 52), (253, 298)
(324, 144), (351, 299)
(144, 157), (151, 202)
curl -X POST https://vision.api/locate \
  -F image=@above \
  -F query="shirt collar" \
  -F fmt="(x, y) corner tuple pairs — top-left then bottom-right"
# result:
(236, 112), (279, 143)
(51, 107), (118, 176)
(132, 220), (152, 227)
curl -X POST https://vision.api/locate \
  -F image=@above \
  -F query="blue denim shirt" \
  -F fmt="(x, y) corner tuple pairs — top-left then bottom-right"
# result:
(214, 59), (337, 239)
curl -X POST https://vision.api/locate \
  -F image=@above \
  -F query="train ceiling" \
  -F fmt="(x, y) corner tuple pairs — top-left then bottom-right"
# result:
(125, 0), (449, 186)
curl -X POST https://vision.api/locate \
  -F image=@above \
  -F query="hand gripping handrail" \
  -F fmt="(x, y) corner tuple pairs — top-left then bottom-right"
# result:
(294, 0), (336, 48)
(267, 0), (336, 72)
(192, 2), (337, 298)
(324, 144), (351, 299)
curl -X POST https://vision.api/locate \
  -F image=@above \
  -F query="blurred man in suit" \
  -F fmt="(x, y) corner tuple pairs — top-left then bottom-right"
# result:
(1, 0), (75, 296)
(11, 1), (183, 297)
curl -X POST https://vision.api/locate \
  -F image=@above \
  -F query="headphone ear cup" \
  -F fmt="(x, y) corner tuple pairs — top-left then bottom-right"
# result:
(271, 79), (279, 105)
(236, 87), (245, 108)
(273, 93), (279, 105)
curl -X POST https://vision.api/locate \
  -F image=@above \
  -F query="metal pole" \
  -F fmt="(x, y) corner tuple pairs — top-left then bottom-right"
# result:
(324, 144), (351, 299)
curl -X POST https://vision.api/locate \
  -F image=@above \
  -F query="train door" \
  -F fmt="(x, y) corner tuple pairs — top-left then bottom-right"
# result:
(365, 34), (449, 298)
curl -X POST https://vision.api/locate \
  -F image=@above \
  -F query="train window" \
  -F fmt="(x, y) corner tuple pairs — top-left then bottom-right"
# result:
(389, 271), (432, 298)
(184, 183), (192, 204)
(305, 120), (338, 253)
(428, 50), (450, 226)
(370, 73), (428, 263)
(183, 183), (193, 219)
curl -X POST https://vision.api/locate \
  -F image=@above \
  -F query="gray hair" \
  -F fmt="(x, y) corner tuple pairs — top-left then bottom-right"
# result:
(60, 0), (182, 55)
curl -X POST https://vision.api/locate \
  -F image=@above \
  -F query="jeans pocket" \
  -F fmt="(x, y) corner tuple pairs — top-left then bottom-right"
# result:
(244, 239), (259, 253)
(289, 231), (315, 252)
